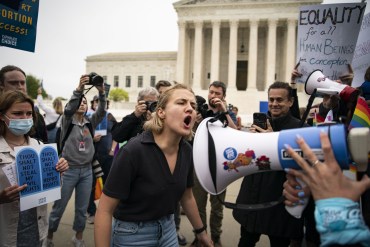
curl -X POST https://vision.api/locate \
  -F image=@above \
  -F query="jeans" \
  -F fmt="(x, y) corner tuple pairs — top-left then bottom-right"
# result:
(112, 215), (177, 247)
(48, 167), (92, 233)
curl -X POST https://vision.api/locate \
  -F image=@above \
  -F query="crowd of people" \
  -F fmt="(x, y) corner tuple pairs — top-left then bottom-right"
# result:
(0, 63), (370, 247)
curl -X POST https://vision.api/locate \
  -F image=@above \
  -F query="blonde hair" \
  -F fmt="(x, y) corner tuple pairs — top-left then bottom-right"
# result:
(143, 84), (195, 140)
(53, 97), (63, 115)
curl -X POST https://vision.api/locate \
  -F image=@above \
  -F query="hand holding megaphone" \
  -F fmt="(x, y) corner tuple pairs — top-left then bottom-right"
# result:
(284, 131), (370, 202)
(193, 118), (369, 218)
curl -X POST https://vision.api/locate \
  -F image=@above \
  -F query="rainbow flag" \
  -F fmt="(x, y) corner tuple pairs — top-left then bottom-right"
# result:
(349, 97), (370, 129)
(313, 112), (325, 126)
(94, 177), (103, 201)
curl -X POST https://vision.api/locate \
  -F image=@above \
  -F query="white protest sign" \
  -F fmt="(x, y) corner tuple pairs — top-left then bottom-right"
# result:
(296, 3), (366, 83)
(15, 143), (61, 211)
(352, 12), (370, 87)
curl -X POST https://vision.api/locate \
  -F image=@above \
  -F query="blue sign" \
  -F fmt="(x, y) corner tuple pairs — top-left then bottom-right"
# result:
(40, 146), (60, 190)
(16, 148), (42, 196)
(0, 0), (40, 52)
(259, 101), (268, 113)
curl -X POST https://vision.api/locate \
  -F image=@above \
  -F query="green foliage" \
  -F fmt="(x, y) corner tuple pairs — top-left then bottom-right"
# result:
(26, 74), (48, 99)
(109, 88), (129, 102)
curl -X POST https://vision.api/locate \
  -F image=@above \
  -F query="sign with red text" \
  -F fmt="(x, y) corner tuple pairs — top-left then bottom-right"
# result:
(296, 3), (366, 83)
(0, 0), (39, 52)
(15, 144), (60, 211)
(352, 12), (370, 88)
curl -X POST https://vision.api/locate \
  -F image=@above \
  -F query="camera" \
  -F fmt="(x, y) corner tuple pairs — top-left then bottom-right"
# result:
(196, 95), (212, 119)
(228, 103), (234, 112)
(145, 101), (158, 112)
(88, 72), (104, 86)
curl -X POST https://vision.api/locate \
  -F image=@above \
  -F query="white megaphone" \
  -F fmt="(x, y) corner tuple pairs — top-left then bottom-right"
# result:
(193, 118), (369, 218)
(305, 69), (359, 102)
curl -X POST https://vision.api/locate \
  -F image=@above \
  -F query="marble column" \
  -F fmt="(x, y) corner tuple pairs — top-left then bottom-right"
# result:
(210, 20), (221, 83)
(266, 18), (277, 88)
(247, 19), (259, 90)
(193, 20), (203, 90)
(227, 20), (238, 90)
(176, 20), (187, 84)
(285, 18), (297, 82)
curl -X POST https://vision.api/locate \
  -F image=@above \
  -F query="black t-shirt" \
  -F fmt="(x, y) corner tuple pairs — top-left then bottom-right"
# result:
(104, 130), (194, 222)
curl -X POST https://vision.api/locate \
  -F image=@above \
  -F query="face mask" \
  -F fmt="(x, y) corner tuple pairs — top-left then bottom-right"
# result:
(4, 115), (33, 136)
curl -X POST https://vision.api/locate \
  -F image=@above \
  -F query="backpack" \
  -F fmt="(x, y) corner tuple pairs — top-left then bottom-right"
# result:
(56, 116), (94, 154)
(46, 115), (62, 131)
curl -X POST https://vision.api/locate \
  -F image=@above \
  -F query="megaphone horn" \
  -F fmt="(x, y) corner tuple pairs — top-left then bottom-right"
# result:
(193, 118), (350, 196)
(304, 69), (359, 102)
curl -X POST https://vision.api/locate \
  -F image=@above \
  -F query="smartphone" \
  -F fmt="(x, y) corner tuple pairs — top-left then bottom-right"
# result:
(253, 112), (267, 130)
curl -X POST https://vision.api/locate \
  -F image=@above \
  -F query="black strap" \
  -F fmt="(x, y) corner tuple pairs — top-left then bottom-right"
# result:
(205, 117), (284, 211)
(206, 119), (218, 193)
(300, 89), (317, 127)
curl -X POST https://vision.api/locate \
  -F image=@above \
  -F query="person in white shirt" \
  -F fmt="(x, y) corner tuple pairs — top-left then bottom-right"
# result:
(36, 87), (63, 143)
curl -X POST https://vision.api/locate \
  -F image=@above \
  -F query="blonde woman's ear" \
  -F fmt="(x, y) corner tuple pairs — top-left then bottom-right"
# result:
(157, 108), (166, 119)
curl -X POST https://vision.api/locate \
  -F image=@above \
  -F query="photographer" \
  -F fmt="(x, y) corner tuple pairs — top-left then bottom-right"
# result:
(111, 87), (159, 144)
(194, 81), (237, 131)
(190, 81), (237, 247)
(47, 74), (106, 247)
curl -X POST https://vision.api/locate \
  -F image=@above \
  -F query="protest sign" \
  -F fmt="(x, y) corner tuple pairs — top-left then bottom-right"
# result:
(296, 3), (366, 83)
(0, 0), (39, 52)
(352, 12), (370, 87)
(15, 144), (61, 211)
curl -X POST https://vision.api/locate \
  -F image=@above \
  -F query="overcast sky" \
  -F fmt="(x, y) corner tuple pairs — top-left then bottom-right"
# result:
(0, 0), (367, 98)
(1, 0), (179, 98)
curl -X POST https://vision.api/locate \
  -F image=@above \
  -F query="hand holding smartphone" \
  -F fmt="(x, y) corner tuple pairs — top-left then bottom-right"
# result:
(253, 112), (268, 130)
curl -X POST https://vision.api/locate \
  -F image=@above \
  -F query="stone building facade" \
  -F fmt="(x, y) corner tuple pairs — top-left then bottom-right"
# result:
(86, 0), (323, 114)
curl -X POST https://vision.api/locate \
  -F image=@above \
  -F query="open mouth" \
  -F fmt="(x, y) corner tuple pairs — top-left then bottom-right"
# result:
(184, 116), (192, 127)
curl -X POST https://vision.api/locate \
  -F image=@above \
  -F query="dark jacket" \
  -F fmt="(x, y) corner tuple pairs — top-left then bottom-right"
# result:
(233, 112), (308, 239)
(111, 112), (146, 143)
(32, 111), (48, 144)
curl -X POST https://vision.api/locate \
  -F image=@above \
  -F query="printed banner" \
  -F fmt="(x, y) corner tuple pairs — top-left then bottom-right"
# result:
(0, 0), (39, 52)
(352, 12), (370, 87)
(15, 144), (61, 211)
(296, 3), (366, 83)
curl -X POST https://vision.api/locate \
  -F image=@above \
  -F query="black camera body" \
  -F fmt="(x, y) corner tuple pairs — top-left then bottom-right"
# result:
(228, 103), (234, 112)
(145, 101), (157, 112)
(88, 72), (103, 86)
(196, 95), (212, 119)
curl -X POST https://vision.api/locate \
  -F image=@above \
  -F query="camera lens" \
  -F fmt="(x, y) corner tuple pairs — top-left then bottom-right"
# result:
(145, 101), (158, 112)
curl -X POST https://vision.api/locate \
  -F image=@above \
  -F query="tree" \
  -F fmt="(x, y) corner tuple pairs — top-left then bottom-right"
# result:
(109, 88), (129, 102)
(26, 74), (48, 98)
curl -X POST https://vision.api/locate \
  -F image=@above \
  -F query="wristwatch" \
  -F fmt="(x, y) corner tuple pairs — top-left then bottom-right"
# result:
(193, 225), (207, 234)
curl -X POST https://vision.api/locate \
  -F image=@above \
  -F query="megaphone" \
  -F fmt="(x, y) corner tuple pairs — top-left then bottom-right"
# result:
(305, 69), (359, 102)
(193, 118), (369, 217)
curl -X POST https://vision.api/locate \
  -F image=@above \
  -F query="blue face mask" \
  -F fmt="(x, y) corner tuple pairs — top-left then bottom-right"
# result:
(4, 115), (33, 136)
